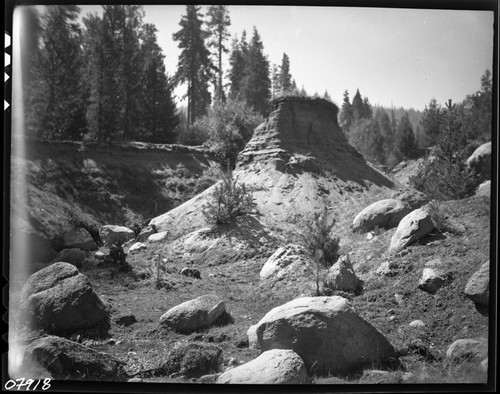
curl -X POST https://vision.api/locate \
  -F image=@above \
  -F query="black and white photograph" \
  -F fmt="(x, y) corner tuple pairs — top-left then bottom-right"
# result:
(4, 1), (497, 392)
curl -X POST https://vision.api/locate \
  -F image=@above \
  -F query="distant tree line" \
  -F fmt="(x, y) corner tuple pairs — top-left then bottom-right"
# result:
(339, 69), (492, 172)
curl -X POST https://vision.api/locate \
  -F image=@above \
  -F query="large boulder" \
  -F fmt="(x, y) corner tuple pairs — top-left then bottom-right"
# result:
(217, 349), (310, 384)
(159, 294), (226, 333)
(22, 336), (126, 381)
(259, 245), (315, 294)
(475, 180), (491, 198)
(62, 228), (98, 251)
(51, 248), (87, 269)
(465, 261), (489, 315)
(99, 225), (135, 246)
(325, 255), (361, 293)
(19, 262), (108, 334)
(446, 338), (488, 364)
(466, 142), (491, 180)
(247, 296), (399, 376)
(389, 208), (434, 254)
(352, 199), (411, 233)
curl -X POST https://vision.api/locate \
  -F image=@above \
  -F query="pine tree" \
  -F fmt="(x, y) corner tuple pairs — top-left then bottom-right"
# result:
(206, 5), (231, 103)
(173, 5), (213, 125)
(271, 63), (280, 98)
(420, 98), (444, 148)
(462, 69), (492, 142)
(410, 100), (477, 200)
(363, 97), (372, 119)
(339, 90), (353, 134)
(139, 23), (179, 142)
(239, 27), (271, 116)
(375, 109), (394, 164)
(279, 52), (292, 94)
(228, 33), (246, 99)
(351, 89), (365, 121)
(395, 112), (417, 159)
(27, 5), (86, 140)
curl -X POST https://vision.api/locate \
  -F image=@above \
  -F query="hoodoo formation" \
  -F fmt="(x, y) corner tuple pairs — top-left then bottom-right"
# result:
(151, 96), (395, 237)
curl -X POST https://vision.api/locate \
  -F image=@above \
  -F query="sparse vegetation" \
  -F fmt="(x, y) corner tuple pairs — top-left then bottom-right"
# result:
(201, 165), (255, 225)
(296, 207), (341, 295)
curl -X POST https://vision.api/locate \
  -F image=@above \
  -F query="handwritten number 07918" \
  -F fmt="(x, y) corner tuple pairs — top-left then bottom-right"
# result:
(4, 378), (51, 390)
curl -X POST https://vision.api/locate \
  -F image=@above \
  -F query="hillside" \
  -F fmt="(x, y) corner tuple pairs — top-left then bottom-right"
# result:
(8, 97), (492, 387)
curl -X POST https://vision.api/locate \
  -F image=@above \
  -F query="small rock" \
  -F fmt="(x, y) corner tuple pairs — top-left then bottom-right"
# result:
(128, 242), (147, 253)
(148, 231), (169, 243)
(480, 358), (488, 372)
(198, 373), (220, 383)
(95, 251), (106, 260)
(418, 267), (446, 293)
(115, 314), (137, 327)
(376, 261), (399, 277)
(180, 267), (201, 279)
(366, 232), (374, 240)
(409, 320), (425, 328)
(127, 377), (142, 383)
(394, 293), (404, 305)
(388, 316), (396, 322)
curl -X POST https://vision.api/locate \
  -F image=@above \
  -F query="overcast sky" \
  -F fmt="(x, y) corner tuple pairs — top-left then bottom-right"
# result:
(73, 5), (494, 110)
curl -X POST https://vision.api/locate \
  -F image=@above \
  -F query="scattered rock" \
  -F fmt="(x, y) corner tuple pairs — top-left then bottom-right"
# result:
(136, 225), (157, 242)
(389, 208), (434, 254)
(51, 248), (87, 269)
(418, 267), (446, 294)
(247, 296), (400, 376)
(325, 255), (361, 293)
(115, 314), (137, 327)
(94, 251), (106, 260)
(159, 294), (226, 333)
(160, 342), (223, 378)
(480, 358), (488, 372)
(148, 230), (169, 243)
(391, 189), (430, 210)
(409, 320), (425, 328)
(446, 338), (488, 364)
(259, 244), (315, 295)
(180, 267), (201, 279)
(465, 261), (489, 315)
(376, 261), (400, 277)
(360, 369), (414, 384)
(475, 180), (491, 198)
(352, 199), (411, 233)
(19, 262), (108, 334)
(198, 373), (220, 383)
(128, 242), (147, 254)
(22, 336), (126, 381)
(466, 141), (491, 181)
(99, 225), (135, 247)
(62, 228), (98, 251)
(217, 349), (310, 384)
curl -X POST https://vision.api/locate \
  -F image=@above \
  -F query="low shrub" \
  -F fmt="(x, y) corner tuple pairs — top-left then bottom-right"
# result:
(201, 166), (255, 225)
